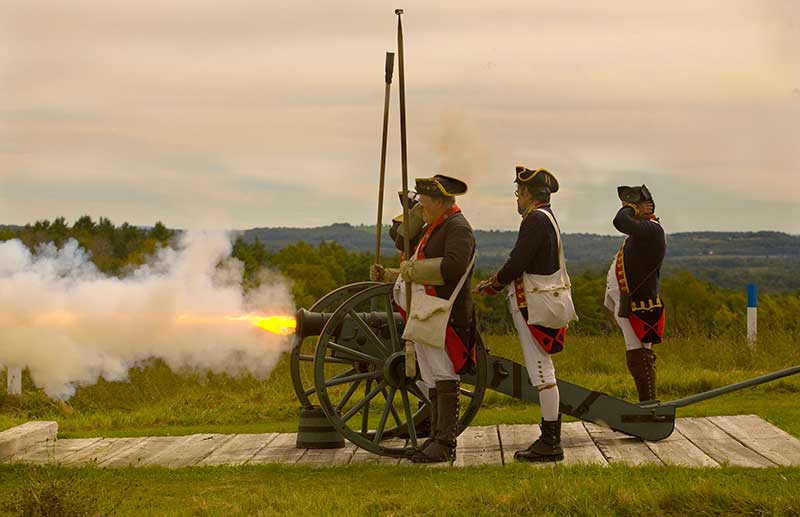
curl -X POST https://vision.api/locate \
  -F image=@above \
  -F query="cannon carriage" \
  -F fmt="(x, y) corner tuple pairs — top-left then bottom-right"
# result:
(290, 283), (800, 458)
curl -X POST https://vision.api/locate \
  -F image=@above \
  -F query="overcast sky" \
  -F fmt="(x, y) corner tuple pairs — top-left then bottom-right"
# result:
(1, 1), (798, 234)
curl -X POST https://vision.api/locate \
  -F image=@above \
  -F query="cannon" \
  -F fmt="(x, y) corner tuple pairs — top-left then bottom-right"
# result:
(290, 282), (800, 458)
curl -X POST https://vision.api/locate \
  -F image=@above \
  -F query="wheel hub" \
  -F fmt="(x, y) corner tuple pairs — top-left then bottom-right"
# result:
(383, 352), (413, 388)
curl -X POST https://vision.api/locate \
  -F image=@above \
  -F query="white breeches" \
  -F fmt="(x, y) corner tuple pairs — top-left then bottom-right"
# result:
(510, 306), (557, 388)
(414, 342), (458, 388)
(613, 312), (652, 351)
(605, 258), (651, 351)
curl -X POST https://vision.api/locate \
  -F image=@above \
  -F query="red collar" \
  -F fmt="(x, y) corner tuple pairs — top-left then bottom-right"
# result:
(415, 205), (461, 259)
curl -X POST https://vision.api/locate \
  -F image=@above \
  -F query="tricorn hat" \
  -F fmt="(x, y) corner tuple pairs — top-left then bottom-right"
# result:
(617, 184), (653, 204)
(396, 190), (419, 208)
(414, 174), (468, 197)
(514, 166), (559, 193)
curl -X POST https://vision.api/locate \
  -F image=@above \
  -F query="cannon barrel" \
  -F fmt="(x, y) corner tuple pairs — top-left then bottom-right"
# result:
(295, 308), (404, 339)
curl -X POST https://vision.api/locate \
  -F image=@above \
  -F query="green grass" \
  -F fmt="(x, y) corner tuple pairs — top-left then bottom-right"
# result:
(2, 332), (799, 439)
(1, 463), (799, 516)
(1, 332), (799, 515)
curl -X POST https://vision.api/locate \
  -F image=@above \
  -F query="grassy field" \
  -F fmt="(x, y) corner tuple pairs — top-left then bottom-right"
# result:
(2, 463), (800, 516)
(1, 332), (799, 515)
(2, 332), (798, 439)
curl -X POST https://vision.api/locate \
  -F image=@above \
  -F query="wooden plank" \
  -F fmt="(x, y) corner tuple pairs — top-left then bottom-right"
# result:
(0, 421), (58, 461)
(560, 423), (607, 466)
(708, 415), (800, 467)
(453, 425), (502, 467)
(296, 442), (358, 467)
(97, 436), (189, 468)
(12, 438), (103, 465)
(675, 417), (776, 468)
(498, 423), (554, 467)
(198, 433), (277, 466)
(138, 434), (235, 468)
(645, 428), (719, 468)
(65, 437), (147, 467)
(248, 433), (305, 465)
(584, 422), (662, 466)
(350, 438), (405, 465)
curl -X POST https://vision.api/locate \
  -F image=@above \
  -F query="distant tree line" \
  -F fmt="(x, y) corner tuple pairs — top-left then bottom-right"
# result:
(3, 217), (798, 338)
(0, 216), (174, 276)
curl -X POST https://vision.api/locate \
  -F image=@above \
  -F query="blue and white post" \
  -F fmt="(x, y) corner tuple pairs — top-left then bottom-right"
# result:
(747, 283), (758, 347)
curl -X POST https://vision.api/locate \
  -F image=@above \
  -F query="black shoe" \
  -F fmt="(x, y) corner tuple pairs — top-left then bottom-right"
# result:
(514, 416), (563, 463)
(411, 381), (458, 463)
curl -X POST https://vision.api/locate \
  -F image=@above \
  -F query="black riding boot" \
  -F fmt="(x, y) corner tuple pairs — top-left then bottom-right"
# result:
(626, 348), (657, 402)
(514, 416), (564, 462)
(411, 380), (458, 463)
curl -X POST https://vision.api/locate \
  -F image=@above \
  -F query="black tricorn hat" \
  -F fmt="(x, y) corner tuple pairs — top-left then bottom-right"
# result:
(617, 184), (653, 203)
(514, 166), (559, 193)
(415, 174), (468, 197)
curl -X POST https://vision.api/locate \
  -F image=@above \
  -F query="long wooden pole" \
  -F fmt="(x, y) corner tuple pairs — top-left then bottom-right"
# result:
(374, 52), (395, 264)
(395, 9), (416, 379)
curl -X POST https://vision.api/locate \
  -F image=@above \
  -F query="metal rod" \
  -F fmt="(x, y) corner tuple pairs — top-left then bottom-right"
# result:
(375, 52), (395, 265)
(396, 8), (416, 379)
(646, 364), (800, 409)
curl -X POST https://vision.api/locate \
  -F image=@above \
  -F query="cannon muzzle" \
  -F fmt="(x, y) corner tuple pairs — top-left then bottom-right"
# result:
(295, 309), (334, 339)
(295, 308), (404, 339)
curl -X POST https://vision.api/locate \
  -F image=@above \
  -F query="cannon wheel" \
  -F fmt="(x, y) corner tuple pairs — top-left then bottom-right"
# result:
(313, 283), (488, 457)
(290, 282), (381, 408)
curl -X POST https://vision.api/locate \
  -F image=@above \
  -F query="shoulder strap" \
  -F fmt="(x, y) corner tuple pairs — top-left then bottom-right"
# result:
(535, 209), (570, 287)
(447, 253), (476, 305)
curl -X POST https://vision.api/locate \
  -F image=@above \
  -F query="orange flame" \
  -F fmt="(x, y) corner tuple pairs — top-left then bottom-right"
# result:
(226, 315), (297, 335)
(176, 313), (296, 335)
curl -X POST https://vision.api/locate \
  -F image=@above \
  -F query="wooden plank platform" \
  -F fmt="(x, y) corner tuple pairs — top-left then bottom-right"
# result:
(585, 422), (663, 466)
(2, 415), (798, 469)
(198, 433), (277, 466)
(675, 417), (777, 468)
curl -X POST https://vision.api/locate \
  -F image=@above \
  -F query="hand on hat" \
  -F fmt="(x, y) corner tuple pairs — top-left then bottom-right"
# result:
(640, 200), (655, 217)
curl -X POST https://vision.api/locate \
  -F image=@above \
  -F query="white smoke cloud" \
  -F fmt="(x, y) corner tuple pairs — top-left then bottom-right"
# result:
(0, 230), (295, 399)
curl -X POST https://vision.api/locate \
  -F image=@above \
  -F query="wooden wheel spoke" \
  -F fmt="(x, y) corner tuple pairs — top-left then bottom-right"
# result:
(298, 354), (352, 365)
(324, 371), (380, 389)
(407, 384), (431, 409)
(305, 367), (356, 396)
(374, 386), (397, 443)
(335, 379), (362, 412)
(380, 388), (403, 428)
(400, 388), (418, 448)
(347, 310), (390, 357)
(383, 295), (402, 352)
(327, 342), (382, 365)
(342, 381), (387, 422)
(361, 379), (373, 435)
